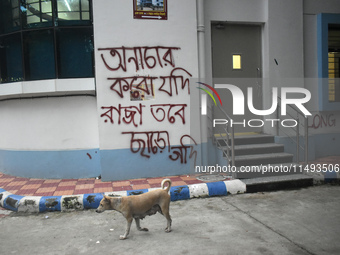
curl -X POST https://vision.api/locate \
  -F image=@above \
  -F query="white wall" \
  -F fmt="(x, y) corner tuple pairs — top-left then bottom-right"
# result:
(263, 0), (305, 133)
(93, 0), (199, 151)
(304, 0), (340, 14)
(0, 96), (99, 150)
(205, 0), (266, 23)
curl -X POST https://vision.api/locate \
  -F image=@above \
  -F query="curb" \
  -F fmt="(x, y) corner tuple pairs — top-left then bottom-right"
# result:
(1, 173), (337, 214)
(305, 170), (340, 185)
(241, 173), (339, 193)
(0, 179), (246, 213)
(242, 174), (314, 193)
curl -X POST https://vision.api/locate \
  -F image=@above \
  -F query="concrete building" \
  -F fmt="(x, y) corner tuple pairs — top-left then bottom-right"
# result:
(0, 0), (339, 181)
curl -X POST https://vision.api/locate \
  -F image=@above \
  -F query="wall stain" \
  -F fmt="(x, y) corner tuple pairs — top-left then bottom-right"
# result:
(174, 187), (185, 194)
(129, 191), (144, 195)
(24, 200), (36, 206)
(62, 197), (82, 210)
(86, 195), (95, 204)
(45, 198), (59, 209)
(107, 194), (121, 197)
(6, 197), (18, 208)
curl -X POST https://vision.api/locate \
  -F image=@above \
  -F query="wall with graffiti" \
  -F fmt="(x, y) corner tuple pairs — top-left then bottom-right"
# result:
(309, 112), (338, 133)
(93, 0), (200, 180)
(1, 0), (338, 180)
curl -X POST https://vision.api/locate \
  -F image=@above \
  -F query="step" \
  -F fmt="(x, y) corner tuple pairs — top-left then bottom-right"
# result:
(215, 134), (275, 146)
(221, 143), (284, 156)
(234, 152), (294, 167)
(242, 174), (313, 193)
(233, 163), (302, 178)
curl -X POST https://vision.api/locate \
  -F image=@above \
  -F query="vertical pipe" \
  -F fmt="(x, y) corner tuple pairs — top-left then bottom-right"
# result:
(231, 125), (235, 179)
(305, 117), (308, 165)
(296, 118), (300, 164)
(197, 0), (205, 74)
(197, 0), (208, 167)
(276, 101), (280, 136)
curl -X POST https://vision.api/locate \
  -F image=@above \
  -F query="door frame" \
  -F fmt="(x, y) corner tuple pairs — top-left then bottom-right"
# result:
(210, 21), (264, 134)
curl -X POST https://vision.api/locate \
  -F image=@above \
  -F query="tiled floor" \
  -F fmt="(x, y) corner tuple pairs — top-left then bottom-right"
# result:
(0, 173), (206, 197)
(308, 156), (340, 165)
(0, 156), (338, 198)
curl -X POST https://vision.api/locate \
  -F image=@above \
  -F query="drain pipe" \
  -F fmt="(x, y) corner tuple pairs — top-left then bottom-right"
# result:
(197, 0), (205, 77)
(197, 0), (209, 167)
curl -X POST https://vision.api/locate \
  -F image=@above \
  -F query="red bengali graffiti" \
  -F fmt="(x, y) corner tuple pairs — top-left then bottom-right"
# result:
(108, 76), (157, 99)
(99, 45), (197, 166)
(98, 46), (180, 72)
(107, 67), (192, 99)
(169, 135), (197, 165)
(122, 131), (171, 158)
(100, 104), (144, 127)
(158, 67), (192, 96)
(150, 104), (187, 124)
(122, 131), (197, 165)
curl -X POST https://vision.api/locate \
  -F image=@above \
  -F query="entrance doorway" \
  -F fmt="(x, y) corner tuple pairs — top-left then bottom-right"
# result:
(211, 23), (263, 133)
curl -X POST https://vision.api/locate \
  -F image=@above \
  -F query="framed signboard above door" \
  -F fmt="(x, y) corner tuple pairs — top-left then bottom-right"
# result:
(133, 0), (168, 20)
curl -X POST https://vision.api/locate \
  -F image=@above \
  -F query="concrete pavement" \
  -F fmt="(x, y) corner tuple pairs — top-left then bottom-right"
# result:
(1, 185), (339, 255)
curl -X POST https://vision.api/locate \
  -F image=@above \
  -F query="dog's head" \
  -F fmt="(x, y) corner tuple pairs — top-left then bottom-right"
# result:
(96, 195), (112, 213)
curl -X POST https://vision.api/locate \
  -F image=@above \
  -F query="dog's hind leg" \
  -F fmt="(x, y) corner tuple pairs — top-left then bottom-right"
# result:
(135, 218), (148, 232)
(160, 203), (172, 232)
(120, 217), (133, 240)
(164, 211), (172, 232)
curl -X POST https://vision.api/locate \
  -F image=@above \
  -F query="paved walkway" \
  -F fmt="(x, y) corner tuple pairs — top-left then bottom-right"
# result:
(0, 156), (338, 197)
(0, 173), (210, 197)
(0, 156), (338, 215)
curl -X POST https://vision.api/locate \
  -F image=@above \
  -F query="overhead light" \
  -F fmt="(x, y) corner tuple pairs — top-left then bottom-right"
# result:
(64, 0), (71, 11)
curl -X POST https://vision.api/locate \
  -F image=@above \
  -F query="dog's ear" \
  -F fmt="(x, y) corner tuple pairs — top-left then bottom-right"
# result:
(104, 195), (111, 202)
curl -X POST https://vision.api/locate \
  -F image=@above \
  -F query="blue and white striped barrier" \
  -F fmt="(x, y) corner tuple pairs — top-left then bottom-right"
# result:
(0, 180), (246, 213)
(324, 170), (340, 182)
(306, 169), (340, 185)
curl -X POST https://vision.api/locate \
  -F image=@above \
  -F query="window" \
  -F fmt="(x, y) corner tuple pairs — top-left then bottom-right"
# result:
(232, 54), (242, 70)
(328, 25), (340, 102)
(317, 13), (340, 111)
(0, 33), (23, 83)
(56, 28), (94, 78)
(57, 0), (91, 25)
(0, 0), (93, 83)
(0, 0), (21, 34)
(24, 0), (53, 28)
(23, 29), (56, 80)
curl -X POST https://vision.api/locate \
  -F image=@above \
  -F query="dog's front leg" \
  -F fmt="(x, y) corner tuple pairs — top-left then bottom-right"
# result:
(135, 218), (148, 231)
(120, 217), (133, 240)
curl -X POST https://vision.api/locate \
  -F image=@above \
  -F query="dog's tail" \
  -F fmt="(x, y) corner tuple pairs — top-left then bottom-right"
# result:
(161, 179), (172, 193)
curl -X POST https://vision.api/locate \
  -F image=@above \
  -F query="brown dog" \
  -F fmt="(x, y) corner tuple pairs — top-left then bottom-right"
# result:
(96, 179), (172, 240)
